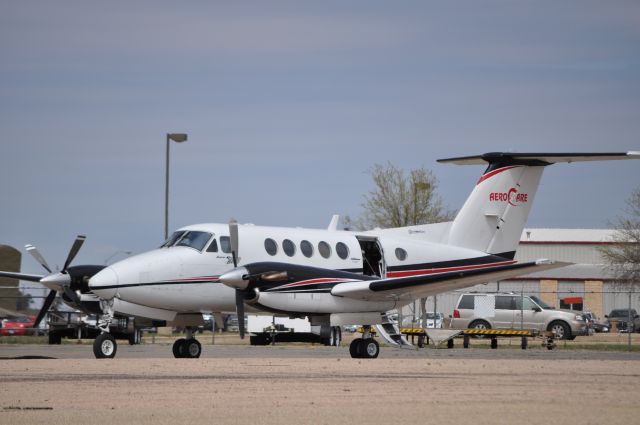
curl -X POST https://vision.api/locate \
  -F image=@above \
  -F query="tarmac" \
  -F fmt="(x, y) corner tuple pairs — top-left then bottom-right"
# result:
(1, 341), (639, 425)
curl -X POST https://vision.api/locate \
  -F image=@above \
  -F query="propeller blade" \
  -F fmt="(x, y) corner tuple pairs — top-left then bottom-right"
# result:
(33, 290), (56, 329)
(229, 219), (239, 268)
(0, 271), (45, 283)
(62, 235), (86, 272)
(235, 289), (245, 339)
(25, 244), (52, 274)
(62, 285), (91, 314)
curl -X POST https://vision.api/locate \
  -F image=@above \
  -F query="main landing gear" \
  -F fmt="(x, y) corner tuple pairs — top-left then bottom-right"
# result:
(172, 327), (202, 358)
(349, 325), (380, 359)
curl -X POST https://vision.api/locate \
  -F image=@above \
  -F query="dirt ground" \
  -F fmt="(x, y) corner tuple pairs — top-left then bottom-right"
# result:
(1, 354), (639, 425)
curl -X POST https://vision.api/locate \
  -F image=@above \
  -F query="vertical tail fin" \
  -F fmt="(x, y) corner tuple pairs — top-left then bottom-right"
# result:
(438, 151), (639, 257)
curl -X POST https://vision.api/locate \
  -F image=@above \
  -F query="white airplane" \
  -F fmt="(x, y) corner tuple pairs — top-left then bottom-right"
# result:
(84, 152), (638, 359)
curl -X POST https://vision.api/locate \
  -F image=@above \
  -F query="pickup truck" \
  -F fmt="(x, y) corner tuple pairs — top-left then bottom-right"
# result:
(605, 309), (640, 332)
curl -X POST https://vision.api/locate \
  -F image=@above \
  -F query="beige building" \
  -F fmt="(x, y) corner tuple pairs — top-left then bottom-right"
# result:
(424, 228), (636, 321)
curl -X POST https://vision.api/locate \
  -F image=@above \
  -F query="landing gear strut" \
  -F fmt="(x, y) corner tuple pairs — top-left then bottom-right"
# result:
(172, 327), (202, 358)
(349, 325), (380, 359)
(93, 299), (117, 359)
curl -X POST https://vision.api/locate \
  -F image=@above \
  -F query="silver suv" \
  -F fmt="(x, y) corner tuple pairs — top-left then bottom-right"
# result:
(449, 292), (588, 340)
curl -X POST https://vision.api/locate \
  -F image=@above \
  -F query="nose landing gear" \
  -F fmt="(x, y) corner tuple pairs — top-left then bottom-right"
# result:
(93, 299), (117, 359)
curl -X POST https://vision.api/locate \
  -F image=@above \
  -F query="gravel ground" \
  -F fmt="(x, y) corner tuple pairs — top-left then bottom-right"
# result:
(0, 343), (639, 424)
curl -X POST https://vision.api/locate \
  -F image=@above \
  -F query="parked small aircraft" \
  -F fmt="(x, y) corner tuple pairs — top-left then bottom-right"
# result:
(84, 151), (639, 359)
(6, 152), (638, 359)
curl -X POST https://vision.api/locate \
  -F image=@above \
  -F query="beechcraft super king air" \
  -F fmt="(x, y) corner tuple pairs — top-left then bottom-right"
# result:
(83, 152), (639, 359)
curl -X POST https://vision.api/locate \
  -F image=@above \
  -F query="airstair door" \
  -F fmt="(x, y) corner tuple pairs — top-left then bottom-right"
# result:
(355, 236), (386, 278)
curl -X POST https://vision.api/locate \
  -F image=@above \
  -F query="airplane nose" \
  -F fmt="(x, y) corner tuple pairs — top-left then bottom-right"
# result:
(88, 267), (119, 299)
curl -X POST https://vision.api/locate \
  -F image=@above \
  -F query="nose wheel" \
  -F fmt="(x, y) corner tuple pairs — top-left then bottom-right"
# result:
(93, 333), (117, 359)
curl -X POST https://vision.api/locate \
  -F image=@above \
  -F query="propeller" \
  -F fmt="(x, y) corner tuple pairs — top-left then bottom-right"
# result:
(25, 235), (89, 327)
(229, 219), (246, 339)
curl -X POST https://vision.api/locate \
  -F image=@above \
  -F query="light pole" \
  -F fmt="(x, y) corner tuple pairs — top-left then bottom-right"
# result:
(165, 133), (188, 240)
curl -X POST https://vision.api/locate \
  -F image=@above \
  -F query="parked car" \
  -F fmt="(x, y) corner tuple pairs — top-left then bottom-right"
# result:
(582, 311), (609, 333)
(449, 292), (588, 340)
(605, 309), (640, 333)
(0, 316), (37, 336)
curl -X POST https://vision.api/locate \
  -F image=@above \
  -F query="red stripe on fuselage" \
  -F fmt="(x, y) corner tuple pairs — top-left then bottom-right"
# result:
(275, 278), (359, 289)
(476, 166), (518, 185)
(386, 260), (516, 278)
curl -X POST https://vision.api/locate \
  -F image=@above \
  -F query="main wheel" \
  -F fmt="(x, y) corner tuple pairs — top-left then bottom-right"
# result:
(93, 333), (117, 359)
(360, 338), (379, 359)
(548, 321), (571, 340)
(172, 338), (187, 358)
(349, 338), (363, 358)
(184, 338), (202, 358)
(333, 327), (342, 347)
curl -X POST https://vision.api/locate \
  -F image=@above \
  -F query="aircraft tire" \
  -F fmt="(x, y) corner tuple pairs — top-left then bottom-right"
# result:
(349, 338), (363, 358)
(333, 327), (342, 347)
(361, 338), (379, 359)
(184, 338), (202, 358)
(93, 333), (117, 359)
(172, 338), (187, 358)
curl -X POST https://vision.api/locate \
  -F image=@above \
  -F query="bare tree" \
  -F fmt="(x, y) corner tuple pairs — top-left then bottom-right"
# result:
(358, 162), (454, 229)
(600, 187), (640, 286)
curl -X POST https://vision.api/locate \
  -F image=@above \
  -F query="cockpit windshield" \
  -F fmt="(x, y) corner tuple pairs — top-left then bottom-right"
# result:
(161, 231), (186, 248)
(161, 230), (212, 251)
(174, 231), (212, 251)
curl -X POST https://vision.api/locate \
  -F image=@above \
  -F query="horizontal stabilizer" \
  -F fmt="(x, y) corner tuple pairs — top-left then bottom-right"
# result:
(437, 151), (640, 166)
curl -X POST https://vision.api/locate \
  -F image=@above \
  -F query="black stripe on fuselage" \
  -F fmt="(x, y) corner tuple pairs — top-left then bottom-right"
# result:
(93, 279), (219, 290)
(370, 261), (536, 292)
(386, 251), (515, 272)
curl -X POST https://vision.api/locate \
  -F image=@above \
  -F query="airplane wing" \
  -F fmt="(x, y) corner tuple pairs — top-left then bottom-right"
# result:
(331, 260), (569, 302)
(0, 270), (45, 283)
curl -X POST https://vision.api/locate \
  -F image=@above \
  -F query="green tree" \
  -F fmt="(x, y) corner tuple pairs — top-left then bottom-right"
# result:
(357, 162), (454, 229)
(600, 187), (640, 286)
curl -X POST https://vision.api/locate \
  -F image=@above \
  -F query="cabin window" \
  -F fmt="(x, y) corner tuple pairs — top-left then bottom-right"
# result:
(283, 239), (296, 257)
(395, 247), (408, 261)
(264, 238), (278, 256)
(175, 231), (212, 251)
(220, 236), (231, 253)
(336, 242), (349, 260)
(318, 241), (331, 259)
(206, 239), (218, 252)
(300, 240), (313, 258)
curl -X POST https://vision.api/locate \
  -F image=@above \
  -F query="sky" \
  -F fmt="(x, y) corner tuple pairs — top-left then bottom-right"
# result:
(1, 1), (639, 279)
